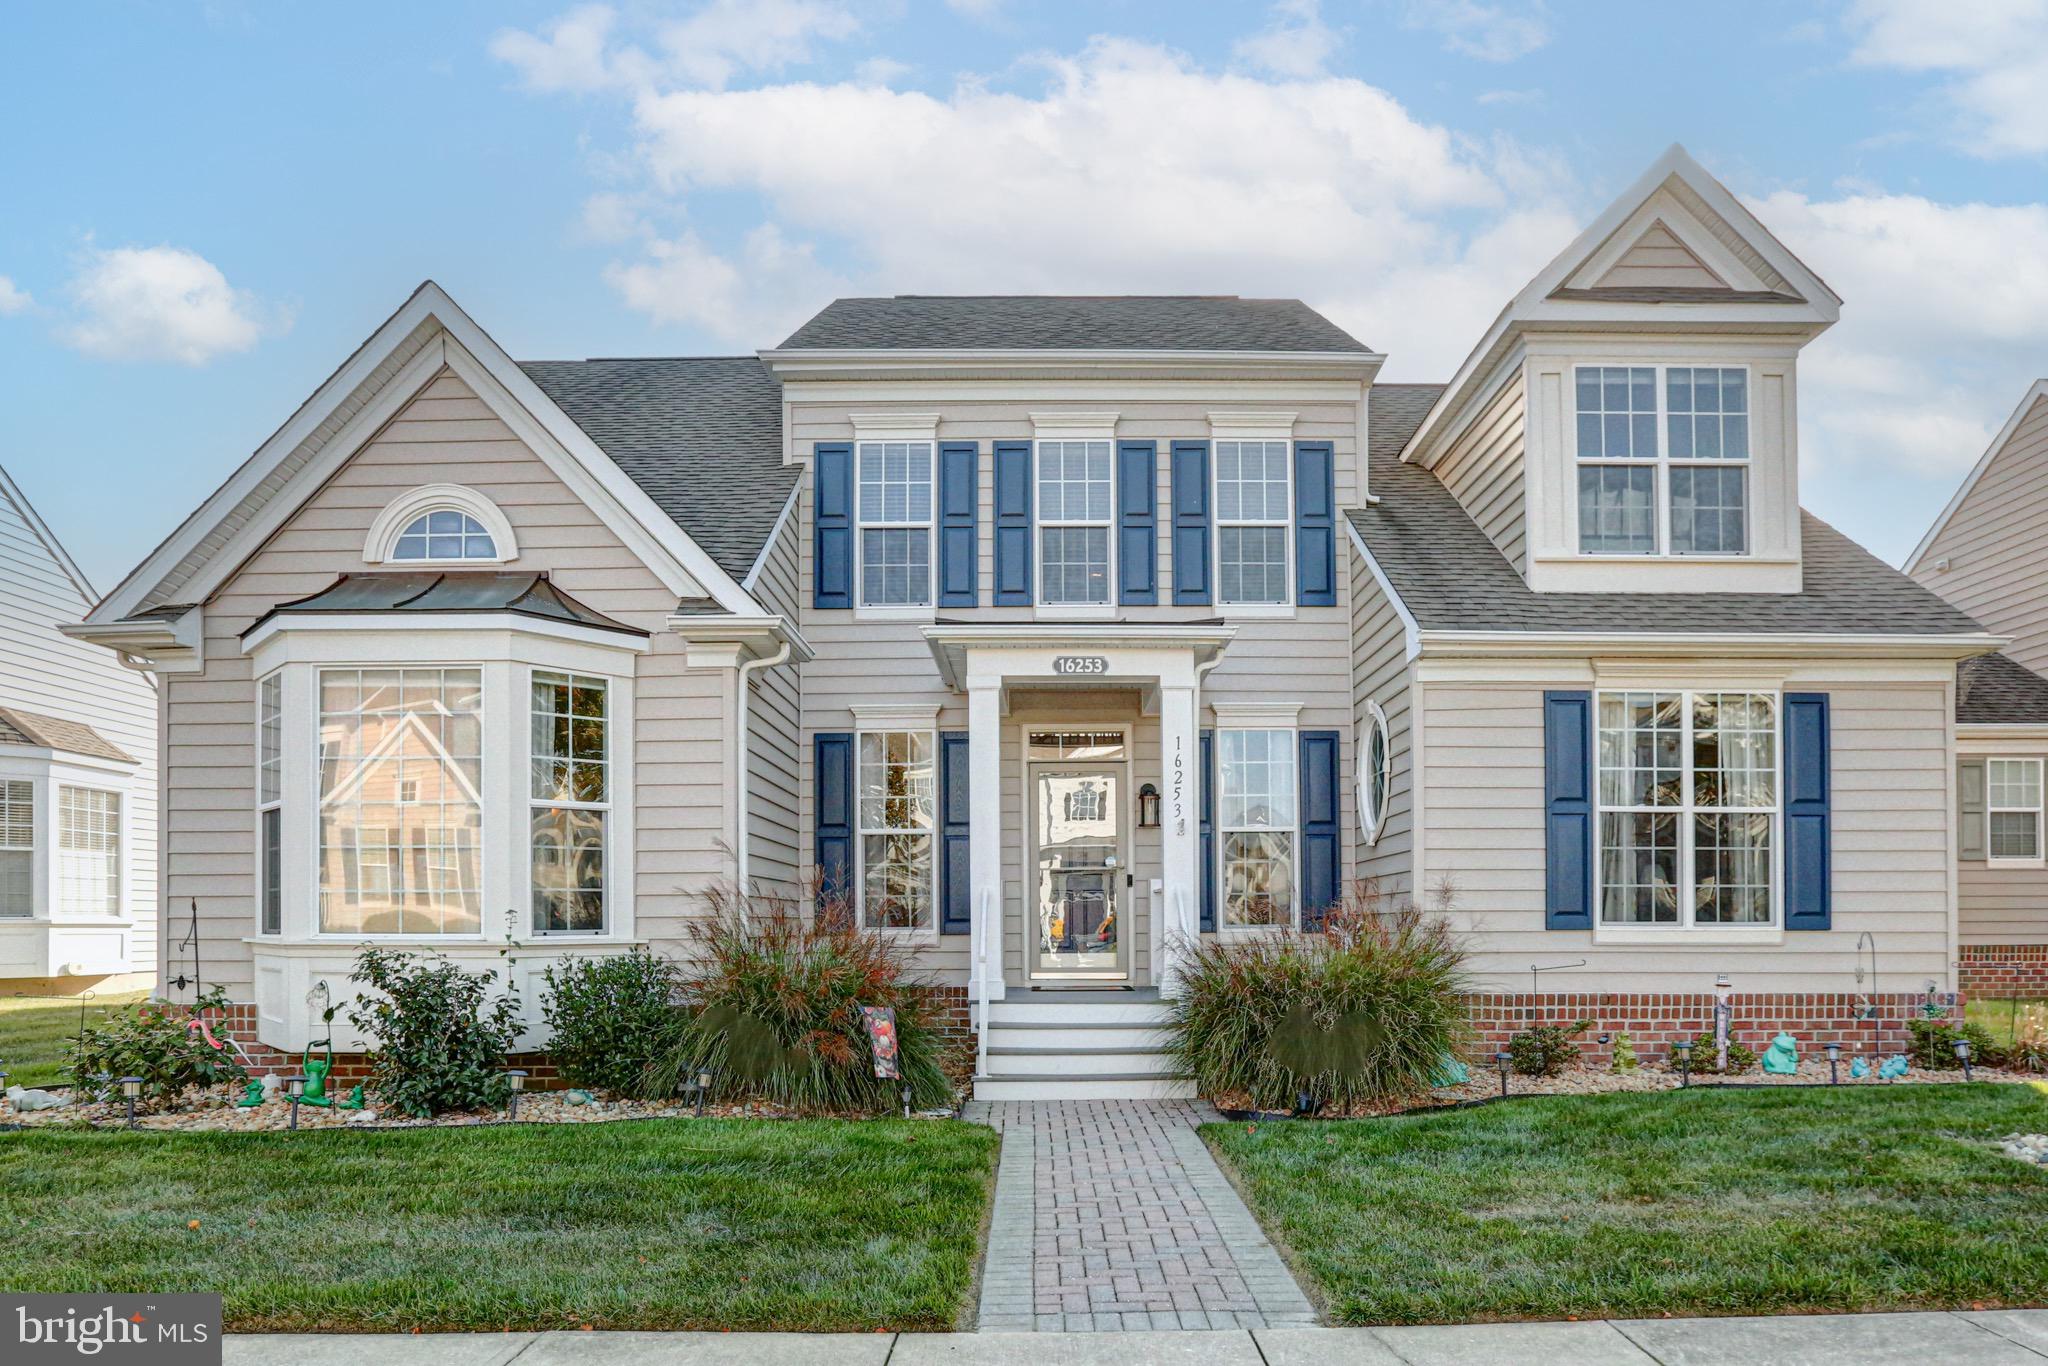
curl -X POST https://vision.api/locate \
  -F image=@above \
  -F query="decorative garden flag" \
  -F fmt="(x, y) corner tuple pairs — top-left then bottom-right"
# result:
(860, 1006), (901, 1080)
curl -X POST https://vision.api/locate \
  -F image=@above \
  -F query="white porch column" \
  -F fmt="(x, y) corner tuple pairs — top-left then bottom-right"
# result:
(1158, 680), (1201, 995)
(967, 677), (1005, 1005)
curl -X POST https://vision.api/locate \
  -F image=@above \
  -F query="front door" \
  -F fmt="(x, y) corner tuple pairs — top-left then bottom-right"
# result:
(1029, 756), (1127, 980)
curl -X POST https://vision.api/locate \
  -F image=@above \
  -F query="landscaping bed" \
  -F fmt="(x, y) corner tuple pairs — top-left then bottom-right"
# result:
(0, 1117), (998, 1332)
(1206, 1085), (2048, 1325)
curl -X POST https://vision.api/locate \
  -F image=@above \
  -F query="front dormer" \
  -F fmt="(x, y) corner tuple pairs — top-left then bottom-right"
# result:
(1402, 145), (1840, 595)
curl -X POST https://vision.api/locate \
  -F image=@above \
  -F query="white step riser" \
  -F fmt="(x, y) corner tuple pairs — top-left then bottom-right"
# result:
(984, 1001), (1170, 1026)
(973, 1075), (1197, 1101)
(986, 1051), (1178, 1078)
(984, 1026), (1172, 1050)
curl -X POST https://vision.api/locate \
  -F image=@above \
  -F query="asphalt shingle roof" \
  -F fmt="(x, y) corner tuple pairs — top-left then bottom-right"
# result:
(777, 296), (1371, 353)
(1958, 652), (2048, 726)
(1352, 383), (1988, 637)
(519, 357), (794, 583)
(0, 706), (135, 763)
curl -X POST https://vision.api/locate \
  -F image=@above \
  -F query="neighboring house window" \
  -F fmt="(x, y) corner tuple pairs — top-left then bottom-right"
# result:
(858, 441), (934, 607)
(391, 510), (497, 561)
(0, 780), (31, 919)
(1575, 365), (1750, 556)
(1596, 690), (1777, 928)
(1988, 758), (2044, 862)
(317, 668), (484, 934)
(1219, 728), (1295, 927)
(56, 787), (120, 917)
(258, 673), (282, 934)
(1215, 440), (1291, 605)
(1360, 701), (1390, 845)
(530, 671), (608, 933)
(1038, 439), (1114, 606)
(858, 730), (934, 929)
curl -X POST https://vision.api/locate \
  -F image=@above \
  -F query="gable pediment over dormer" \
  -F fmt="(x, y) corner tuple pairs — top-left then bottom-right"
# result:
(1551, 180), (1807, 305)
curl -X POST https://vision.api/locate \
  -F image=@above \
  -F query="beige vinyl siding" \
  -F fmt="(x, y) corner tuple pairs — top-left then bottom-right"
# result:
(1913, 394), (2048, 675)
(165, 363), (735, 995)
(1957, 745), (2048, 945)
(1350, 546), (1412, 898)
(743, 498), (803, 896)
(1593, 222), (1724, 290)
(1431, 371), (1526, 574)
(791, 394), (1361, 988)
(0, 477), (160, 972)
(1418, 676), (1954, 993)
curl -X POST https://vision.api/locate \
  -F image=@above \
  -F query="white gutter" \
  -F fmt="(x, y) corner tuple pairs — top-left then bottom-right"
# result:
(1414, 629), (2006, 662)
(734, 638), (793, 896)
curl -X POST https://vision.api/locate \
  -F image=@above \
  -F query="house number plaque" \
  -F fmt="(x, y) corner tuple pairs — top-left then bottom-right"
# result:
(1051, 655), (1109, 676)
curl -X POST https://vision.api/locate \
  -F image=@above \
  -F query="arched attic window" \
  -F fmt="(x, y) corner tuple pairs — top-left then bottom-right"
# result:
(364, 484), (519, 566)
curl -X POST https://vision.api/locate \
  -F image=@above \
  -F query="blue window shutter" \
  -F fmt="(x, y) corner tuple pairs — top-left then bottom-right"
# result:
(815, 732), (855, 912)
(1117, 439), (1158, 605)
(1299, 730), (1341, 930)
(939, 731), (971, 934)
(1294, 441), (1336, 607)
(1200, 729), (1217, 933)
(1784, 693), (1832, 931)
(938, 442), (979, 607)
(994, 439), (1034, 605)
(1543, 692), (1594, 930)
(813, 443), (854, 610)
(1171, 440), (1211, 604)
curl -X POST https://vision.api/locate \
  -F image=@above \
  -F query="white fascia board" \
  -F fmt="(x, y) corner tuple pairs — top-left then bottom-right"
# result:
(1958, 724), (2048, 743)
(0, 465), (97, 605)
(759, 347), (1386, 385)
(240, 611), (654, 658)
(1344, 518), (1421, 660)
(1904, 378), (2048, 575)
(665, 612), (815, 664)
(1414, 628), (2007, 662)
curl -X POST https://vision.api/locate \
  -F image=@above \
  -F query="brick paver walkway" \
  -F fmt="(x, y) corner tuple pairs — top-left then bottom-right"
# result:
(962, 1099), (1318, 1333)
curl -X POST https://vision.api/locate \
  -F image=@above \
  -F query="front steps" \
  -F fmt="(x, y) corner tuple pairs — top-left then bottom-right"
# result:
(971, 992), (1195, 1100)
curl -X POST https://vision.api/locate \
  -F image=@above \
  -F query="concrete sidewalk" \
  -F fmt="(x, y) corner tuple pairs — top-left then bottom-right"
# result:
(225, 1309), (2048, 1364)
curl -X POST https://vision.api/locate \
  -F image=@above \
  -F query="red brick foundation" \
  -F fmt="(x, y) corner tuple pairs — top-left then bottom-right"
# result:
(1958, 946), (2048, 998)
(1465, 991), (1944, 1066)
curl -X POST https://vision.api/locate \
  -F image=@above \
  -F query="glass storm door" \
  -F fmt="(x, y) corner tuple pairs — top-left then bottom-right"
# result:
(1031, 763), (1126, 979)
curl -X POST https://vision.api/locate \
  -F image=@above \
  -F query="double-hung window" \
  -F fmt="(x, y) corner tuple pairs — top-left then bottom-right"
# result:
(258, 673), (282, 934)
(1037, 439), (1114, 606)
(530, 671), (609, 933)
(1988, 758), (2044, 862)
(1218, 728), (1296, 927)
(56, 787), (120, 917)
(0, 780), (31, 919)
(1596, 690), (1777, 929)
(858, 731), (934, 929)
(1576, 366), (1749, 556)
(858, 441), (934, 607)
(1216, 440), (1291, 605)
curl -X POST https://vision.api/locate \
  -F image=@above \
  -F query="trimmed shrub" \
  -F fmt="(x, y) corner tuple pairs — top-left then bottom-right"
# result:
(1680, 1032), (1757, 1074)
(1906, 1017), (2000, 1070)
(1508, 1020), (1592, 1077)
(347, 948), (522, 1116)
(541, 949), (687, 1093)
(641, 883), (958, 1112)
(68, 987), (247, 1106)
(1165, 880), (1472, 1110)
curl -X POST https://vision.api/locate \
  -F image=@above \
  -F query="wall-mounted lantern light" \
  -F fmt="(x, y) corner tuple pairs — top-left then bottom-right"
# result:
(1137, 784), (1161, 829)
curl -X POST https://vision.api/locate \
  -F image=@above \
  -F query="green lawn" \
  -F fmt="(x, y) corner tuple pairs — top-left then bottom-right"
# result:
(1968, 995), (2046, 1052)
(1207, 1086), (2048, 1325)
(0, 1118), (998, 1332)
(0, 991), (148, 1088)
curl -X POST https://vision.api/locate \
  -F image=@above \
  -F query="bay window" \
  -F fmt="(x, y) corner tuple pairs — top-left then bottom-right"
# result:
(1576, 365), (1749, 556)
(530, 671), (608, 933)
(56, 787), (121, 917)
(858, 730), (934, 929)
(0, 780), (30, 919)
(1037, 439), (1114, 607)
(857, 440), (934, 607)
(1988, 758), (2044, 862)
(1219, 728), (1295, 927)
(1596, 690), (1777, 930)
(258, 673), (282, 934)
(1216, 440), (1291, 605)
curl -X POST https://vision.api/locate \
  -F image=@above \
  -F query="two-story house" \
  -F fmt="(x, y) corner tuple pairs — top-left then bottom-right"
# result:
(70, 146), (1998, 1098)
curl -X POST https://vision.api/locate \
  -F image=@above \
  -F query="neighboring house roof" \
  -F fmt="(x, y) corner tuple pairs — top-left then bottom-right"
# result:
(1957, 652), (2048, 726)
(518, 356), (795, 582)
(246, 571), (645, 638)
(777, 296), (1372, 353)
(1352, 383), (1988, 637)
(0, 705), (136, 763)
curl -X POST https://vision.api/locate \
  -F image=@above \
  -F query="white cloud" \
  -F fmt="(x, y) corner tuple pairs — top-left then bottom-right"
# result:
(492, 0), (861, 94)
(1234, 0), (1341, 79)
(1399, 0), (1550, 63)
(604, 223), (849, 343)
(491, 3), (622, 93)
(1846, 0), (2048, 156)
(1475, 87), (1542, 106)
(0, 275), (30, 315)
(61, 245), (272, 365)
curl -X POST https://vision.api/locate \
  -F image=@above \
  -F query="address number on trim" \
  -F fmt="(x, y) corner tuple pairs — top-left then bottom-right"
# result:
(1052, 655), (1109, 676)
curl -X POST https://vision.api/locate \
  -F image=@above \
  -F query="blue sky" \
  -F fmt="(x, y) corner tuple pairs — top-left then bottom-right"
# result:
(6, 0), (2048, 591)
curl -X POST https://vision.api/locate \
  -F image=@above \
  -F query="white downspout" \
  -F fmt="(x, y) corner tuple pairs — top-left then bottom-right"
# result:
(733, 640), (792, 896)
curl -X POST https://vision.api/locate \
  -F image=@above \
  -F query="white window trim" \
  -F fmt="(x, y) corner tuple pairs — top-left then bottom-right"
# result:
(1212, 437), (1295, 613)
(1986, 756), (2046, 868)
(1591, 687), (1784, 945)
(1215, 726), (1299, 937)
(527, 667), (615, 936)
(53, 783), (126, 920)
(854, 725), (940, 940)
(1572, 364), (1752, 561)
(1360, 699), (1390, 847)
(364, 484), (519, 566)
(853, 437), (938, 617)
(1035, 437), (1118, 617)
(0, 773), (36, 921)
(257, 672), (283, 935)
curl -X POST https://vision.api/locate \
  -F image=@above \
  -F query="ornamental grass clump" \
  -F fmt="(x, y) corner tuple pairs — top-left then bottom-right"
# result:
(1166, 880), (1473, 1111)
(641, 882), (959, 1112)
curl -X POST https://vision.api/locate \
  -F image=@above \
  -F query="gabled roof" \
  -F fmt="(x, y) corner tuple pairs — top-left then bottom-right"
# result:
(777, 296), (1371, 353)
(1351, 384), (1988, 639)
(1905, 378), (2048, 575)
(519, 357), (793, 582)
(1958, 652), (2048, 726)
(0, 706), (135, 763)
